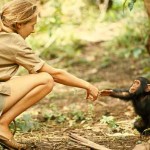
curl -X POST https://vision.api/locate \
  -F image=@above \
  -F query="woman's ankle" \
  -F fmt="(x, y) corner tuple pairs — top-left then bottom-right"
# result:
(0, 126), (13, 139)
(0, 119), (9, 127)
(0, 118), (12, 137)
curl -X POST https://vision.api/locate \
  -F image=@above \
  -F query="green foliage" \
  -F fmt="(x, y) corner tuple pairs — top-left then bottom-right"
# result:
(123, 0), (137, 11)
(71, 110), (86, 122)
(12, 114), (40, 133)
(69, 103), (95, 123)
(39, 103), (95, 125)
(39, 37), (85, 59)
(100, 56), (113, 68)
(42, 104), (67, 123)
(86, 104), (95, 121)
(100, 115), (119, 129)
(139, 58), (150, 78)
(128, 0), (136, 11)
(105, 0), (143, 21)
(104, 0), (133, 21)
(27, 0), (100, 60)
(105, 5), (150, 59)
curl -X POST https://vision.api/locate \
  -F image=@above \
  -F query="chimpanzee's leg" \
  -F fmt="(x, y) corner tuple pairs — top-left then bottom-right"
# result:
(143, 116), (150, 135)
(134, 117), (147, 134)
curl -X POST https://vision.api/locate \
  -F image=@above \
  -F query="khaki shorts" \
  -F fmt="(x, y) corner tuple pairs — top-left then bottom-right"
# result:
(0, 94), (6, 116)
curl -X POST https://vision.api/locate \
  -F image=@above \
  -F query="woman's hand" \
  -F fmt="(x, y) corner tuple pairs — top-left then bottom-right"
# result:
(86, 84), (99, 101)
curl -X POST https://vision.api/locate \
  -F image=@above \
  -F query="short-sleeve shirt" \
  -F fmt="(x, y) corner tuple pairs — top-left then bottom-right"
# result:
(0, 32), (45, 95)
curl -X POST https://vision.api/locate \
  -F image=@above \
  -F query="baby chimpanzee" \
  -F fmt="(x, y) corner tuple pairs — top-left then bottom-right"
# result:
(100, 77), (150, 134)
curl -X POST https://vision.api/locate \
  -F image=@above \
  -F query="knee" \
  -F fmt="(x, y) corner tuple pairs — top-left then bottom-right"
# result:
(39, 72), (54, 91)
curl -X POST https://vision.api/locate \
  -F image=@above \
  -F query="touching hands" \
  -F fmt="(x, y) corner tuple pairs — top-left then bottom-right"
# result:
(99, 89), (113, 96)
(85, 84), (114, 101)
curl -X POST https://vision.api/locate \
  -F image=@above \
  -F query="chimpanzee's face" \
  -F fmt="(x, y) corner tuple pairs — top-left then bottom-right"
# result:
(129, 80), (141, 93)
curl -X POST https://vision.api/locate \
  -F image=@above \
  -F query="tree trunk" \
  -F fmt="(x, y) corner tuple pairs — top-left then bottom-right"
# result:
(144, 0), (150, 55)
(144, 0), (150, 17)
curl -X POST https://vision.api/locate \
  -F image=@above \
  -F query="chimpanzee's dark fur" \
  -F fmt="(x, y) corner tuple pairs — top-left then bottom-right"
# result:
(108, 77), (150, 134)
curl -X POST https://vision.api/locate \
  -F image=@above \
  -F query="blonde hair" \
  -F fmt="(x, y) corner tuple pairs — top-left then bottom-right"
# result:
(0, 0), (38, 32)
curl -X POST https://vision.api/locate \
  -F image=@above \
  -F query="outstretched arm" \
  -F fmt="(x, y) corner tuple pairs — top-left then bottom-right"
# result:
(39, 63), (99, 101)
(100, 89), (132, 101)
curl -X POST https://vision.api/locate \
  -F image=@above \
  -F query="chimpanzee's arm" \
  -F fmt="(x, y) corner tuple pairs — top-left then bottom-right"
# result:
(110, 89), (132, 101)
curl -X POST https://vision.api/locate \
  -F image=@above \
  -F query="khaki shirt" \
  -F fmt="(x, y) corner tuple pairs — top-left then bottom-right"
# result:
(0, 32), (45, 95)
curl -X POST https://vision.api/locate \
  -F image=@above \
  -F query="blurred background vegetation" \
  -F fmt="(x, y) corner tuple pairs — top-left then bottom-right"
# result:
(0, 0), (150, 77)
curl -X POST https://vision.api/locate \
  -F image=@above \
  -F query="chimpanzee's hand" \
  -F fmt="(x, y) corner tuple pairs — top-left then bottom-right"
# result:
(99, 90), (113, 96)
(86, 84), (99, 101)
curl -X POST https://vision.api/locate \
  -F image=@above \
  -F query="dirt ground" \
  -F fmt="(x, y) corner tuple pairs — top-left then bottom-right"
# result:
(4, 41), (149, 150)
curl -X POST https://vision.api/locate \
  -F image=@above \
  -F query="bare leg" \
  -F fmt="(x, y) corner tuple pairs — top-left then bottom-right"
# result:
(0, 72), (54, 139)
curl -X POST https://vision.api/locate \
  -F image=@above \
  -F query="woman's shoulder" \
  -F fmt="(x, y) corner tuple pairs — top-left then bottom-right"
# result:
(0, 32), (28, 50)
(0, 32), (24, 42)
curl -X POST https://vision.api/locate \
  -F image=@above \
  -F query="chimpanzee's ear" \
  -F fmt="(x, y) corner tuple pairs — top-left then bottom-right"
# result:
(145, 84), (150, 92)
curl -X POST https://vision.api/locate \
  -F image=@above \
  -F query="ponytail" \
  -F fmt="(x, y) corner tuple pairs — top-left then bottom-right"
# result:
(0, 12), (13, 32)
(0, 0), (38, 33)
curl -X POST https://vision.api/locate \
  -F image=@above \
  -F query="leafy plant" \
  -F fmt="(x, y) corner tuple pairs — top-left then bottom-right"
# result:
(44, 111), (67, 123)
(13, 114), (40, 133)
(100, 115), (118, 129)
(56, 114), (67, 123)
(71, 110), (86, 122)
(123, 0), (137, 11)
(105, 10), (150, 59)
(42, 104), (67, 123)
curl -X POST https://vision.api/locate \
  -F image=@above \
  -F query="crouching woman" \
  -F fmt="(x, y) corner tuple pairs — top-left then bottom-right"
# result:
(0, 0), (99, 149)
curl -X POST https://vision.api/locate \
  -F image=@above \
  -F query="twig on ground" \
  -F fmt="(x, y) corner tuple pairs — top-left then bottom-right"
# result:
(69, 132), (111, 150)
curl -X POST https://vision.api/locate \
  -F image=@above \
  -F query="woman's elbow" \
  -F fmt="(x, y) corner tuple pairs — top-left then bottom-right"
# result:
(52, 69), (66, 82)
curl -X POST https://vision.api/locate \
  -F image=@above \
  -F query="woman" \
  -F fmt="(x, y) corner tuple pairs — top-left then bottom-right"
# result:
(0, 0), (99, 149)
